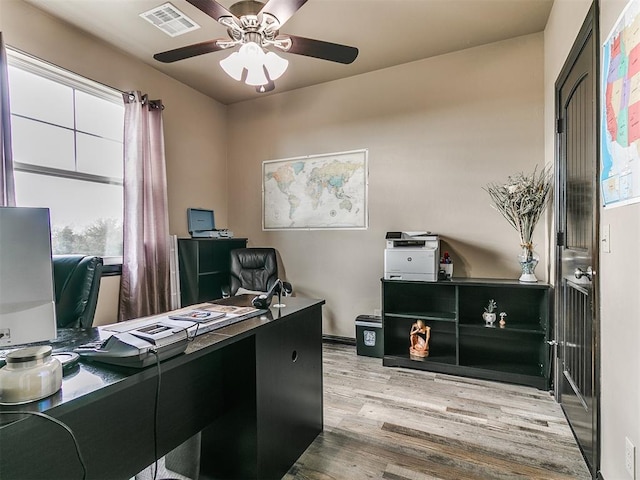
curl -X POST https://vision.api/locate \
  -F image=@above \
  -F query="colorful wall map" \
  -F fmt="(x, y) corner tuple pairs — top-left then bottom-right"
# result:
(262, 150), (368, 230)
(602, 0), (640, 208)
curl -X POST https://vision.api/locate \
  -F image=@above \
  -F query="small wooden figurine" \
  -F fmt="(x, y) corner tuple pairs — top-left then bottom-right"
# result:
(409, 320), (431, 358)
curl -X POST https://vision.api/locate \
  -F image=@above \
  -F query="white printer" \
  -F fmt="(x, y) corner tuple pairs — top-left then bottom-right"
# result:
(384, 231), (440, 282)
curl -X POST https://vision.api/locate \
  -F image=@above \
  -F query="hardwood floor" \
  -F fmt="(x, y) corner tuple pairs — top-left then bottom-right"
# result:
(284, 343), (591, 480)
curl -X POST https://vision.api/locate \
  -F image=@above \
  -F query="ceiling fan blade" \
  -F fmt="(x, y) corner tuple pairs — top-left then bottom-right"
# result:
(185, 0), (238, 21)
(260, 0), (310, 27)
(154, 40), (227, 63)
(282, 35), (358, 64)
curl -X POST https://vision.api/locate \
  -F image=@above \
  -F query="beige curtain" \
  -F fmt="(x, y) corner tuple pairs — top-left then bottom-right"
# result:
(119, 91), (171, 321)
(0, 32), (16, 207)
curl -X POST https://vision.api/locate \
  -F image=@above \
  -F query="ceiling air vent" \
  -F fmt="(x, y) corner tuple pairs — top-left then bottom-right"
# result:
(140, 3), (200, 37)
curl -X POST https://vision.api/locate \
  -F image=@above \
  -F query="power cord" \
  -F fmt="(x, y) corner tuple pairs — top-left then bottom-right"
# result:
(186, 321), (200, 341)
(0, 410), (87, 480)
(150, 348), (162, 480)
(147, 349), (184, 480)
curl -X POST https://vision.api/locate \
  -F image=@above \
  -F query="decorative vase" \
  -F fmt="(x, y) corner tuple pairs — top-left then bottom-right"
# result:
(483, 312), (496, 327)
(518, 246), (539, 283)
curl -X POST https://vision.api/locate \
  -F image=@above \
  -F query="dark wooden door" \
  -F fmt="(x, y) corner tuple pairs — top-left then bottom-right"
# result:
(554, 4), (599, 477)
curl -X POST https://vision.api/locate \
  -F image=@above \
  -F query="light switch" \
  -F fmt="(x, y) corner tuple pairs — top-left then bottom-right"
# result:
(602, 224), (611, 253)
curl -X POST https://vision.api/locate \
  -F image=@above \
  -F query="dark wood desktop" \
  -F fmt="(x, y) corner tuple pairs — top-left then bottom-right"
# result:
(0, 296), (324, 480)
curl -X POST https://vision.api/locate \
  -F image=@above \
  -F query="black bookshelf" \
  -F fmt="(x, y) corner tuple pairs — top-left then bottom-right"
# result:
(178, 237), (247, 306)
(382, 278), (552, 389)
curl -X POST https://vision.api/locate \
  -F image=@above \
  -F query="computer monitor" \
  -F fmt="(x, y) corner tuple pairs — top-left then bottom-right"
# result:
(187, 208), (215, 234)
(0, 207), (57, 348)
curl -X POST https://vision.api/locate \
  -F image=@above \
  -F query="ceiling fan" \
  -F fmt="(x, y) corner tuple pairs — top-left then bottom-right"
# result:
(153, 0), (359, 92)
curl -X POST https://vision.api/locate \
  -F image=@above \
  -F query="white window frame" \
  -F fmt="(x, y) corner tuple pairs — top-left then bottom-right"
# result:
(7, 48), (124, 266)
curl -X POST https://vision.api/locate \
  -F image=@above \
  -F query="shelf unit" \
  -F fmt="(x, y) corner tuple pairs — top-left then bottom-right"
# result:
(382, 278), (551, 389)
(178, 238), (247, 306)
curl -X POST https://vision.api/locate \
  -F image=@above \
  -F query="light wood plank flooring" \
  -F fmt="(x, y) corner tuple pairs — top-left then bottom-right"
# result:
(284, 343), (591, 480)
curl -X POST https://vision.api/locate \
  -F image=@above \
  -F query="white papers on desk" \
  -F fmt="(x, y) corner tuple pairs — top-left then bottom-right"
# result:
(200, 304), (258, 316)
(168, 310), (226, 323)
(102, 303), (263, 338)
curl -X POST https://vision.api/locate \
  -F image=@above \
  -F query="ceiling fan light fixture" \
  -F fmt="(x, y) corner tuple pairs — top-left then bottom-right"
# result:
(219, 51), (244, 81)
(257, 82), (276, 93)
(241, 42), (269, 86)
(220, 42), (265, 83)
(264, 51), (288, 80)
(241, 42), (266, 68)
(220, 41), (288, 88)
(245, 68), (269, 86)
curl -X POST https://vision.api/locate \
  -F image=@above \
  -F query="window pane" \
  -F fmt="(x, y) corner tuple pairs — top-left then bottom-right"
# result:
(77, 133), (124, 179)
(8, 66), (74, 128)
(9, 52), (124, 259)
(14, 172), (123, 257)
(11, 116), (75, 170)
(75, 90), (124, 141)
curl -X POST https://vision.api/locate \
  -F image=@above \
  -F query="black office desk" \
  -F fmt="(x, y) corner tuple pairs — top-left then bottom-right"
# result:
(0, 297), (324, 480)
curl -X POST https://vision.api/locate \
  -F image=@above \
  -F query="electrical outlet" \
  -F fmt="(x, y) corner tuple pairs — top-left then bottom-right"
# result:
(626, 437), (636, 478)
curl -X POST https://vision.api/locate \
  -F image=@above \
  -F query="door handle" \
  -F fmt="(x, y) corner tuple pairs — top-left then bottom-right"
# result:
(574, 266), (594, 281)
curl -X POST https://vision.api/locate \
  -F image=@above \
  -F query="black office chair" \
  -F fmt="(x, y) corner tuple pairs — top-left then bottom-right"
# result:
(52, 255), (103, 328)
(228, 248), (279, 296)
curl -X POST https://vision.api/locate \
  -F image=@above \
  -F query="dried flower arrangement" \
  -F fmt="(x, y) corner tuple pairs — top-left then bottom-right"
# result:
(484, 166), (552, 258)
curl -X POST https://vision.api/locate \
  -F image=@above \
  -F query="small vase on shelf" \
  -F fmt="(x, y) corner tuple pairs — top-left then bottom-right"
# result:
(483, 312), (496, 327)
(483, 299), (497, 327)
(518, 246), (539, 283)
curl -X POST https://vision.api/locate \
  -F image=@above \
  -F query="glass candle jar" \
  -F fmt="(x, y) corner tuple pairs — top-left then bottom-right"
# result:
(0, 345), (62, 404)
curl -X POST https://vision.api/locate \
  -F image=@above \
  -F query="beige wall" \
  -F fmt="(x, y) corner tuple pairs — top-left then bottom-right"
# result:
(545, 1), (640, 478)
(226, 33), (545, 338)
(599, 2), (640, 479)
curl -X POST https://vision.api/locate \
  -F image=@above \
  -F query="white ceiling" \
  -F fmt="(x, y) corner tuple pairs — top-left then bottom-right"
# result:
(24, 0), (553, 105)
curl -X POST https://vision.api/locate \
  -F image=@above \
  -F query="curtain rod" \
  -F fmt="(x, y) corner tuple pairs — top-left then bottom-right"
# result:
(123, 91), (165, 110)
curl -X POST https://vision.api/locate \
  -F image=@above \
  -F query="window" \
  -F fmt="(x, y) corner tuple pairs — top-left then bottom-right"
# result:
(8, 50), (124, 262)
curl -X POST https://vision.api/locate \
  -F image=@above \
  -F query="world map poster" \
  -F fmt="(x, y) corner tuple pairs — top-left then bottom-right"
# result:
(602, 0), (640, 208)
(262, 149), (368, 230)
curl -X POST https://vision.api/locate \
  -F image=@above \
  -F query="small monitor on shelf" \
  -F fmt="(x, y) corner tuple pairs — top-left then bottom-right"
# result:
(187, 208), (215, 237)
